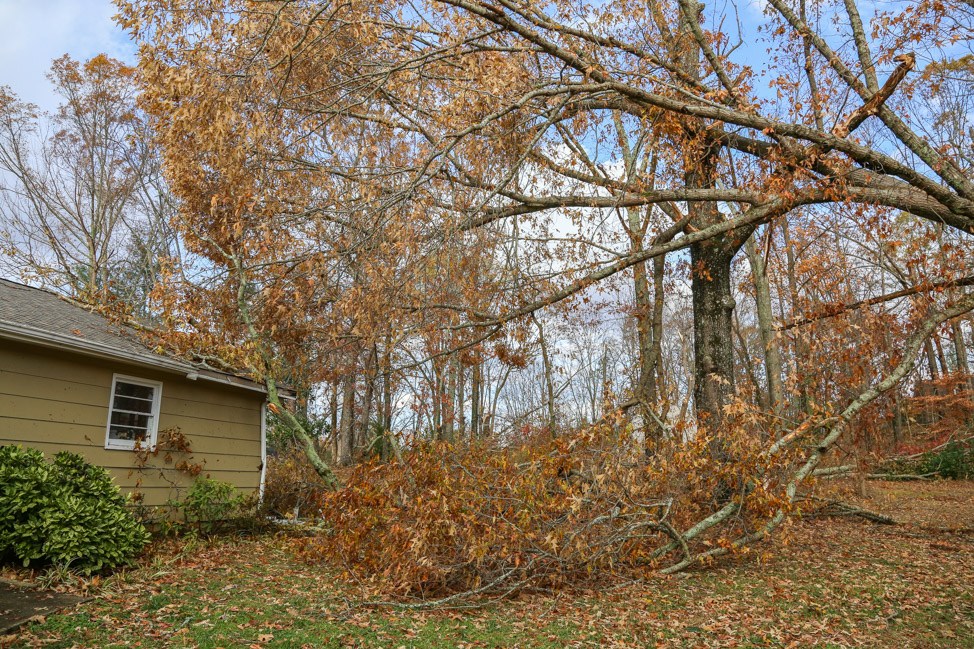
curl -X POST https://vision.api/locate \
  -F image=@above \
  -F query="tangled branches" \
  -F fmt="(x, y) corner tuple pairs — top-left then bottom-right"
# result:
(299, 423), (796, 603)
(297, 297), (974, 605)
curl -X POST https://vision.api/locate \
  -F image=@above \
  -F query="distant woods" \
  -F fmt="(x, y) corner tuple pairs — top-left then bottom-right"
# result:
(0, 54), (177, 312)
(2, 1), (971, 490)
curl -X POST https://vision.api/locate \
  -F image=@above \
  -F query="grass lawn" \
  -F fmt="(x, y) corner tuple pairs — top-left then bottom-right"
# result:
(4, 480), (974, 648)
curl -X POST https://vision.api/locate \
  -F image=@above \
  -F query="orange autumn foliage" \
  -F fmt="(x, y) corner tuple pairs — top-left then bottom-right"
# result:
(298, 419), (796, 599)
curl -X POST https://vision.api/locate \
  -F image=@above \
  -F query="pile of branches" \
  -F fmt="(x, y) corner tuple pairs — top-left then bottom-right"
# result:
(296, 297), (974, 604)
(298, 422), (796, 603)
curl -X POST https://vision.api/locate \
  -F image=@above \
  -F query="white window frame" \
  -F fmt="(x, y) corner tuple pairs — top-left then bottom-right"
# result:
(104, 374), (163, 451)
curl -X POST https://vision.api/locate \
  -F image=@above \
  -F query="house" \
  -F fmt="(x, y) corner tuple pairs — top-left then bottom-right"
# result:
(0, 278), (270, 509)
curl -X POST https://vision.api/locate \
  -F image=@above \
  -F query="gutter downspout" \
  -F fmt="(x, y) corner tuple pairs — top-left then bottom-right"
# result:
(259, 402), (268, 504)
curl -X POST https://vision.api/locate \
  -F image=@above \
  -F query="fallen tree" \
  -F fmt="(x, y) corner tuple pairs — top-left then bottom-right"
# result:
(297, 294), (974, 603)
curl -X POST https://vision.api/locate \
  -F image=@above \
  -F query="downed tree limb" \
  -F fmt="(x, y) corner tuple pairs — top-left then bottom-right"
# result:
(812, 464), (856, 477)
(802, 497), (897, 525)
(867, 472), (939, 481)
(662, 291), (974, 573)
(812, 466), (938, 481)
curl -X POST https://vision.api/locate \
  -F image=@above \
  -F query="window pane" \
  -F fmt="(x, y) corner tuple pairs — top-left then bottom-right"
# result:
(107, 378), (159, 448)
(109, 426), (148, 442)
(111, 411), (150, 429)
(114, 382), (154, 400)
(112, 395), (154, 414)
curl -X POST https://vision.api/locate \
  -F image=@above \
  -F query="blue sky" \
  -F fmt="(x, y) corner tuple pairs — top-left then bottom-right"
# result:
(0, 0), (134, 111)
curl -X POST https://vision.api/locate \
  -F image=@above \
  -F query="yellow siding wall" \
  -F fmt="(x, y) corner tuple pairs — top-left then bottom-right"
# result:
(0, 339), (265, 508)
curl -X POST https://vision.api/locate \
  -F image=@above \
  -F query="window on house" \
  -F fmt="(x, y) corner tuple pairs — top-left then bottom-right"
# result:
(105, 374), (162, 450)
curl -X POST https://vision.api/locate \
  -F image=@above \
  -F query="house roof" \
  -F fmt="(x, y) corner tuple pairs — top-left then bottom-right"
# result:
(0, 278), (267, 395)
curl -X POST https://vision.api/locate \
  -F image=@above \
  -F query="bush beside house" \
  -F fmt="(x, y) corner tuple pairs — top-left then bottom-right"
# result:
(0, 445), (150, 573)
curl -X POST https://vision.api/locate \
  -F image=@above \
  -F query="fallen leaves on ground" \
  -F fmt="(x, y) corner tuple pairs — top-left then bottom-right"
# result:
(6, 480), (974, 648)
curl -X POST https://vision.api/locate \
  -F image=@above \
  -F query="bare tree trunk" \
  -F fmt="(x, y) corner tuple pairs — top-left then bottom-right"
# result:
(532, 314), (557, 436)
(745, 232), (785, 422)
(338, 376), (356, 466)
(892, 393), (905, 447)
(431, 361), (442, 437)
(933, 335), (950, 379)
(471, 360), (482, 438)
(733, 315), (767, 411)
(457, 362), (467, 440)
(442, 356), (456, 442)
(631, 230), (657, 409)
(678, 2), (743, 443)
(650, 255), (666, 402)
(919, 339), (941, 425)
(781, 218), (811, 416)
(632, 236), (670, 443)
(953, 320), (972, 392)
(380, 361), (394, 461)
(360, 345), (378, 458)
(330, 379), (339, 461)
(690, 235), (738, 434)
(924, 339), (940, 381)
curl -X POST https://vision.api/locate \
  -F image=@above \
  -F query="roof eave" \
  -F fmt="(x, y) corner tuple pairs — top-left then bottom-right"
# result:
(0, 319), (269, 395)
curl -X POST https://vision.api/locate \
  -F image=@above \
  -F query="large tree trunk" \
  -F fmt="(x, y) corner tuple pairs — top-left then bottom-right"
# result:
(690, 235), (737, 434)
(678, 1), (743, 440)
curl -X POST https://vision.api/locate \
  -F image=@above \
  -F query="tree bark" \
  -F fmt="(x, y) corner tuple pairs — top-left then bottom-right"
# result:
(442, 356), (456, 442)
(733, 315), (767, 411)
(471, 359), (482, 438)
(953, 319), (971, 390)
(690, 234), (738, 435)
(745, 232), (785, 422)
(338, 375), (356, 466)
(532, 313), (557, 436)
(360, 345), (378, 458)
(329, 379), (339, 461)
(781, 218), (812, 416)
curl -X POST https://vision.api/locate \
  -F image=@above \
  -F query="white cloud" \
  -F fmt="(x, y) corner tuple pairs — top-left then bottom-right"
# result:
(0, 0), (135, 110)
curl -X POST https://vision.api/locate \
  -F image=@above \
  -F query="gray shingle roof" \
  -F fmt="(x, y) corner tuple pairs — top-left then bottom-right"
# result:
(0, 279), (265, 394)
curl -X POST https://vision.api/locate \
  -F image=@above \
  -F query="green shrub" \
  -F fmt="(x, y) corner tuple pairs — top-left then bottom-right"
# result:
(0, 445), (150, 573)
(919, 440), (974, 479)
(177, 477), (247, 534)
